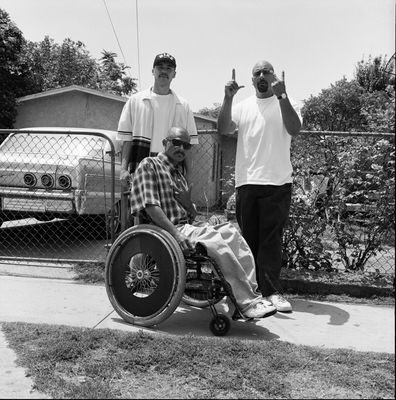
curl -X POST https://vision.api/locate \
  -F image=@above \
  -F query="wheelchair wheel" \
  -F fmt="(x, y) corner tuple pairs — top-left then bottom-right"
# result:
(210, 314), (231, 336)
(105, 224), (186, 327)
(182, 257), (225, 308)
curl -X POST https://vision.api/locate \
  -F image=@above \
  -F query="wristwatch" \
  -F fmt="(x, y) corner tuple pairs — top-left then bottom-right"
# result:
(277, 93), (287, 100)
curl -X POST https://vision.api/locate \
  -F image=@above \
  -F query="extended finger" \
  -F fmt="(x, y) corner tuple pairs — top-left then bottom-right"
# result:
(232, 68), (235, 81)
(281, 70), (285, 82)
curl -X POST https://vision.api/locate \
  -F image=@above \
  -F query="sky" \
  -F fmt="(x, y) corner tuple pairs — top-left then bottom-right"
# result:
(1, 0), (395, 112)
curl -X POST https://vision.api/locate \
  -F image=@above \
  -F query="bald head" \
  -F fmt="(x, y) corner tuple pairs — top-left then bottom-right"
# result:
(163, 127), (191, 164)
(252, 60), (274, 75)
(166, 127), (190, 143)
(251, 60), (276, 97)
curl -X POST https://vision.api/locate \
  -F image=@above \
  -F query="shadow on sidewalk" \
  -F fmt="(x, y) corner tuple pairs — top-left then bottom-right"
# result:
(108, 303), (281, 341)
(286, 299), (350, 325)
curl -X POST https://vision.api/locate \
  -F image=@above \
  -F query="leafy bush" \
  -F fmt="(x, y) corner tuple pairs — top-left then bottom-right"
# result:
(288, 133), (395, 272)
(222, 133), (395, 273)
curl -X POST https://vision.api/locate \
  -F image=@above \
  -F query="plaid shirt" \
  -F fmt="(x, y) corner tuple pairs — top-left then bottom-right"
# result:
(130, 152), (191, 225)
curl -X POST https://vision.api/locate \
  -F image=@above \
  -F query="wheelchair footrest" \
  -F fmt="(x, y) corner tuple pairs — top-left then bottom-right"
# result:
(231, 308), (253, 322)
(232, 309), (244, 320)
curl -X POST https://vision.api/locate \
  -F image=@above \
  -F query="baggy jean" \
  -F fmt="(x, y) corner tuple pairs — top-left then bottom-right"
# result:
(178, 222), (262, 312)
(236, 183), (292, 297)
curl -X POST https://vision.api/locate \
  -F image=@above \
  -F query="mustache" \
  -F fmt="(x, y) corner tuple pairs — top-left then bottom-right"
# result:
(258, 79), (268, 85)
(257, 79), (269, 92)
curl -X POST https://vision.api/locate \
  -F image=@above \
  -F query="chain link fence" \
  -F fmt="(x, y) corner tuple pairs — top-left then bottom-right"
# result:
(192, 130), (395, 275)
(1, 128), (394, 277)
(287, 130), (395, 275)
(0, 128), (120, 265)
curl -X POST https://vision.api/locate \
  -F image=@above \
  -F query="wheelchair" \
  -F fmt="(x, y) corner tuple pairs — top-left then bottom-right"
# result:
(105, 223), (247, 336)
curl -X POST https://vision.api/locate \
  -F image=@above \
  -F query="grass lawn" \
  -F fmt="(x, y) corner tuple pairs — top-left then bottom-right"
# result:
(2, 321), (394, 399)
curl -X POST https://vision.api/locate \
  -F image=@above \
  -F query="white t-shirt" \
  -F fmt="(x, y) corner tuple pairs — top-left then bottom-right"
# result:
(231, 95), (302, 187)
(116, 88), (199, 149)
(150, 93), (173, 152)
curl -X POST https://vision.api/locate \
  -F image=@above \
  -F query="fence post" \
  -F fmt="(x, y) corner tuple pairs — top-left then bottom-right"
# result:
(120, 184), (130, 232)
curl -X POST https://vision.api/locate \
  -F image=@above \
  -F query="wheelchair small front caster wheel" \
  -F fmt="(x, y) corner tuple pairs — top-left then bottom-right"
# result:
(209, 314), (231, 336)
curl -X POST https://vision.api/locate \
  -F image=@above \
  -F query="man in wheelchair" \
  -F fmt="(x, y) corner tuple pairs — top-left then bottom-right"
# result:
(129, 126), (277, 319)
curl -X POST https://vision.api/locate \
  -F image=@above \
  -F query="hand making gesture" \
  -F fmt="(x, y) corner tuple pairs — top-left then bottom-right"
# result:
(266, 70), (286, 98)
(224, 68), (245, 98)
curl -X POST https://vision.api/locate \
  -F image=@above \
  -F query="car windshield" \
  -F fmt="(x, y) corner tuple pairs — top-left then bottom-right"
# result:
(0, 133), (108, 159)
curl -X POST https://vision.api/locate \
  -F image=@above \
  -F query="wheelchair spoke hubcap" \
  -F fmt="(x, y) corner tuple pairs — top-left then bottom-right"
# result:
(125, 253), (160, 297)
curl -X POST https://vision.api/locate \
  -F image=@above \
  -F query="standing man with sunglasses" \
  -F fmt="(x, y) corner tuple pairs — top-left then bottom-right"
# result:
(217, 60), (302, 313)
(117, 52), (198, 184)
(130, 126), (277, 319)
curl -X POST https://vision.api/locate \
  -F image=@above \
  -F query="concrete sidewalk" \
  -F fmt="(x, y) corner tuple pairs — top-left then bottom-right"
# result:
(1, 275), (394, 353)
(0, 275), (394, 399)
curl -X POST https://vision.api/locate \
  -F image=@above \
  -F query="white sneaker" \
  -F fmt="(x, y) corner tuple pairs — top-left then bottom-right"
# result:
(266, 293), (292, 313)
(243, 300), (277, 319)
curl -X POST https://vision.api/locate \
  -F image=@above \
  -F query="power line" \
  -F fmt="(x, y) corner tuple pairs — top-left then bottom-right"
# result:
(135, 0), (142, 89)
(102, 0), (131, 77)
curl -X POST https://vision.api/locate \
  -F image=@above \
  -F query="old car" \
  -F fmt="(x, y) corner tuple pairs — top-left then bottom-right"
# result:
(0, 127), (122, 237)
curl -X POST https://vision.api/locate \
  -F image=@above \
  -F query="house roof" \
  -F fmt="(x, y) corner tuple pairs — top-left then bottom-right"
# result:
(17, 85), (128, 103)
(17, 85), (218, 125)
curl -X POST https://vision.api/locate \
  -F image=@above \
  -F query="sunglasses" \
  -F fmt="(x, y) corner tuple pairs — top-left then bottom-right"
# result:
(167, 138), (192, 150)
(253, 68), (273, 77)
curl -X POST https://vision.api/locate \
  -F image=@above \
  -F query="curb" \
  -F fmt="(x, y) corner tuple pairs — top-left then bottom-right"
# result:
(281, 278), (394, 298)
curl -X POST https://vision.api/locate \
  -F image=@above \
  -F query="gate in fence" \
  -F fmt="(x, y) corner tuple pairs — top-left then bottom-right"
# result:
(0, 128), (119, 265)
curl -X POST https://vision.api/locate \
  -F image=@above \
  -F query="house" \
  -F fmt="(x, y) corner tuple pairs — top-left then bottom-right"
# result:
(14, 85), (126, 131)
(14, 85), (235, 208)
(15, 85), (221, 131)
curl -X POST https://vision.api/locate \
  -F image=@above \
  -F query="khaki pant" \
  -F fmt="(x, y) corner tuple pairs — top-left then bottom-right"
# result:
(178, 222), (261, 312)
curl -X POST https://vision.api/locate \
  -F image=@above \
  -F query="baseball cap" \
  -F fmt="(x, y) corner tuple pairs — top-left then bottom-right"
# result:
(153, 52), (176, 68)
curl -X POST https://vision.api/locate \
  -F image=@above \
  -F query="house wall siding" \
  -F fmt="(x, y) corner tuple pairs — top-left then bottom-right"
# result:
(15, 92), (125, 131)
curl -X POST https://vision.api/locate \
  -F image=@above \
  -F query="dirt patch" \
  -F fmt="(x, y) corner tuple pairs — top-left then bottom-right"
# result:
(280, 267), (394, 301)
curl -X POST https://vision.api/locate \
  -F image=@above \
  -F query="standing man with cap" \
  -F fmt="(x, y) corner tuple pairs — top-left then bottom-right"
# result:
(117, 52), (198, 184)
(217, 60), (302, 313)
